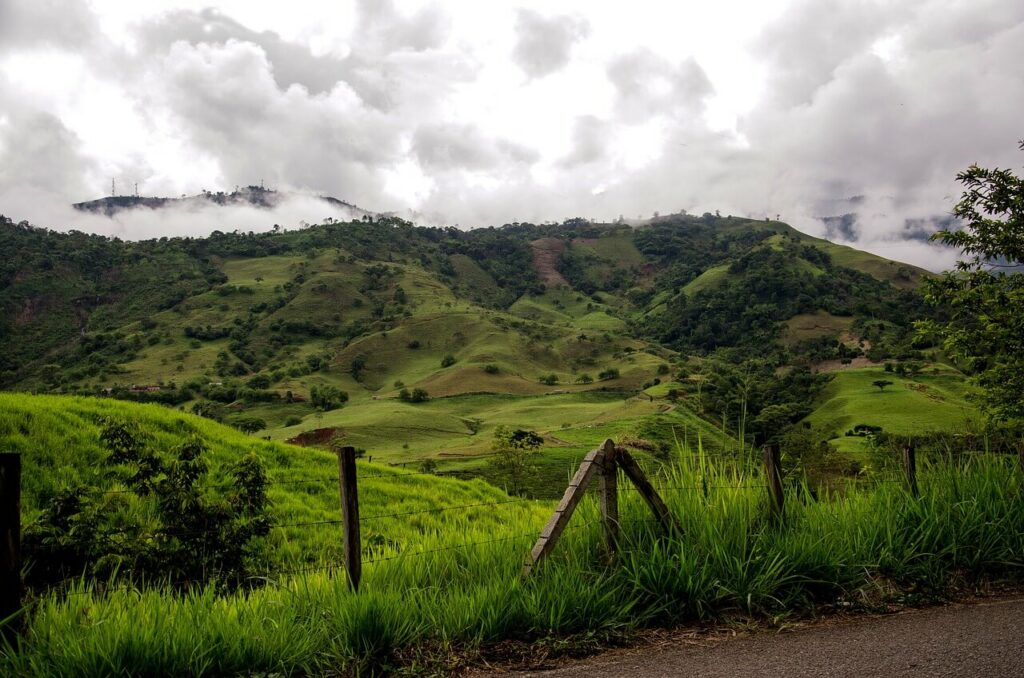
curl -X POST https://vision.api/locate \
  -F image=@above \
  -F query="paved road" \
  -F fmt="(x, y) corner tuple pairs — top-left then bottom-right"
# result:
(499, 597), (1024, 677)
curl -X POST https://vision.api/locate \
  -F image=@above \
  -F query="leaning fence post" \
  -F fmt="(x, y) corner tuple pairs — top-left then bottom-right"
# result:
(598, 439), (619, 559)
(0, 453), (21, 639)
(902, 443), (919, 498)
(336, 446), (361, 592)
(763, 443), (784, 521)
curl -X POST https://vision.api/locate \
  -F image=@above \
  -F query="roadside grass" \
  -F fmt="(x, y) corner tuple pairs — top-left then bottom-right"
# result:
(4, 430), (1022, 676)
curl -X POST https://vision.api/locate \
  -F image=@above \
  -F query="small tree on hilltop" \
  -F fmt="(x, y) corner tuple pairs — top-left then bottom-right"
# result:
(872, 379), (894, 392)
(488, 425), (543, 496)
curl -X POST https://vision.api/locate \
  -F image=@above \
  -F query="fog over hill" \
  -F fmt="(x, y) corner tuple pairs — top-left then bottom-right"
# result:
(2, 0), (1022, 269)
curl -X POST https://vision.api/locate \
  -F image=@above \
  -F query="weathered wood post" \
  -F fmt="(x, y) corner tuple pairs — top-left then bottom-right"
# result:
(615, 447), (681, 536)
(599, 439), (619, 559)
(336, 446), (361, 591)
(0, 453), (21, 639)
(522, 445), (607, 576)
(763, 443), (784, 521)
(902, 443), (919, 498)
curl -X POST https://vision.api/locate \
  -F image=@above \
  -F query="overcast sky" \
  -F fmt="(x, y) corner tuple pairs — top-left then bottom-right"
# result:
(1, 0), (1023, 269)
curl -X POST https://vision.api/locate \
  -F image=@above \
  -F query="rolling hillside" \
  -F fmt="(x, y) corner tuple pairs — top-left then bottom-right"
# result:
(0, 209), (956, 485)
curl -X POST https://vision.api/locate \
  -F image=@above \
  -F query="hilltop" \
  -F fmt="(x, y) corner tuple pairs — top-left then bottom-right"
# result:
(71, 185), (371, 218)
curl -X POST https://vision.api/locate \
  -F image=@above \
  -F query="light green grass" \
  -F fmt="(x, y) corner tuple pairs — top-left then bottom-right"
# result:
(6, 440), (1023, 676)
(0, 393), (550, 566)
(804, 366), (979, 459)
(682, 264), (730, 296)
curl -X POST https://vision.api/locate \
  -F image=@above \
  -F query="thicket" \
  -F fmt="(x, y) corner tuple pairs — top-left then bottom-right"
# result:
(23, 419), (271, 590)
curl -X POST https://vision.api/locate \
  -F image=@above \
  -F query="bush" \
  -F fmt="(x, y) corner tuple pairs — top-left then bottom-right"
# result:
(22, 419), (271, 589)
(598, 367), (620, 381)
(483, 364), (499, 374)
(248, 374), (271, 389)
(539, 374), (559, 385)
(284, 416), (303, 427)
(441, 354), (456, 368)
(310, 385), (349, 411)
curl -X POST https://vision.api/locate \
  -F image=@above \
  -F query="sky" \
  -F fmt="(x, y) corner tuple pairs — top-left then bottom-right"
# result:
(1, 0), (1023, 269)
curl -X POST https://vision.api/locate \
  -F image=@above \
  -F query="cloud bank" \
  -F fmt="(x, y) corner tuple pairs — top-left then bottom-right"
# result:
(1, 0), (1023, 270)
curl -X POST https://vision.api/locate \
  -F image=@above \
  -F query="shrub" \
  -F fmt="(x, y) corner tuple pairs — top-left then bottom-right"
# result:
(284, 416), (303, 427)
(22, 419), (271, 589)
(441, 354), (456, 368)
(598, 367), (620, 381)
(310, 385), (349, 411)
(483, 364), (499, 374)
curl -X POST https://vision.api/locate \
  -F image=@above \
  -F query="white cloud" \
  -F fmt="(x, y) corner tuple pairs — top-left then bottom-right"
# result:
(1, 0), (1023, 271)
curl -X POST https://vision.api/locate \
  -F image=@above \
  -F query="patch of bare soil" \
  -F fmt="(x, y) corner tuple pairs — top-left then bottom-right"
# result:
(530, 238), (569, 287)
(285, 427), (339, 446)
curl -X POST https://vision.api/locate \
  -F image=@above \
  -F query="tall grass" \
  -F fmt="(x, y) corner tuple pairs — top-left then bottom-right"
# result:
(5, 439), (1023, 676)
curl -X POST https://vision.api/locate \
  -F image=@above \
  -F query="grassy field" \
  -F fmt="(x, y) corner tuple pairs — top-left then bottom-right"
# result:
(804, 365), (978, 458)
(4, 416), (1022, 676)
(0, 393), (552, 567)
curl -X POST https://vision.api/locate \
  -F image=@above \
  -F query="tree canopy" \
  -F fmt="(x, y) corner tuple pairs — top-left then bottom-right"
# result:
(921, 140), (1024, 427)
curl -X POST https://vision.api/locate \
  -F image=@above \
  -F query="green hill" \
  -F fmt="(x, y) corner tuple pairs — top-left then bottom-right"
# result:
(803, 365), (979, 458)
(0, 211), (950, 483)
(0, 392), (550, 565)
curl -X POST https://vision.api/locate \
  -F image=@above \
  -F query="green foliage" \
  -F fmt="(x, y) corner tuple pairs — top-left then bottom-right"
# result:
(920, 140), (1024, 427)
(398, 387), (429, 403)
(23, 418), (271, 589)
(310, 385), (348, 411)
(539, 373), (559, 385)
(597, 367), (619, 381)
(872, 379), (894, 392)
(440, 354), (456, 368)
(8, 446), (1024, 676)
(487, 425), (543, 495)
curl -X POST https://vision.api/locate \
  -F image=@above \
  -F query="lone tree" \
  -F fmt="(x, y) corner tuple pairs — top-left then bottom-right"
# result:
(872, 379), (894, 392)
(919, 140), (1024, 428)
(488, 426), (543, 496)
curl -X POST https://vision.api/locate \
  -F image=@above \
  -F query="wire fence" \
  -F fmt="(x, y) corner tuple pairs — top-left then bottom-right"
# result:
(12, 440), (1016, 605)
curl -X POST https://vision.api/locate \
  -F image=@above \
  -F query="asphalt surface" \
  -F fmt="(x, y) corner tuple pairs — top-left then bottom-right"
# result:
(501, 597), (1024, 677)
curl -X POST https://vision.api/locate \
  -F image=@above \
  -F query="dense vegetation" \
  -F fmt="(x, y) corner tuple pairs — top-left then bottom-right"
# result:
(4, 415), (1022, 675)
(0, 208), (938, 451)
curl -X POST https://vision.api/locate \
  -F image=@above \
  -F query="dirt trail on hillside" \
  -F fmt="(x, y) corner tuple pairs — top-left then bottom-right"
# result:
(475, 596), (1024, 678)
(530, 238), (569, 287)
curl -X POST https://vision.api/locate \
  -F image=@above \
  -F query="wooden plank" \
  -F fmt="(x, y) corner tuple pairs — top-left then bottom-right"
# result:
(0, 453), (21, 639)
(523, 446), (605, 576)
(616, 448), (680, 536)
(337, 446), (362, 591)
(598, 439), (619, 558)
(763, 443), (784, 521)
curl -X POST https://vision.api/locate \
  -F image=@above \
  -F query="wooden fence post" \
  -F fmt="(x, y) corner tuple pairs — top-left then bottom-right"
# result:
(522, 445), (607, 576)
(0, 453), (21, 639)
(615, 447), (681, 536)
(902, 444), (919, 498)
(336, 446), (361, 592)
(599, 440), (619, 559)
(763, 443), (784, 521)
